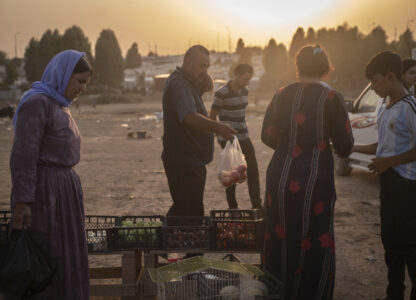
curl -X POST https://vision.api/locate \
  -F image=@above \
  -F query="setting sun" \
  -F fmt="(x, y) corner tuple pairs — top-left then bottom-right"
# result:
(208, 0), (338, 26)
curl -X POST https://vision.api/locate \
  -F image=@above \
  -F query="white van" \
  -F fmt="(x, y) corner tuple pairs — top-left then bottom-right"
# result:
(334, 84), (383, 176)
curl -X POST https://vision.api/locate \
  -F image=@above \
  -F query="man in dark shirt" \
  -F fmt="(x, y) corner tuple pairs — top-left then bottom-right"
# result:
(162, 45), (236, 219)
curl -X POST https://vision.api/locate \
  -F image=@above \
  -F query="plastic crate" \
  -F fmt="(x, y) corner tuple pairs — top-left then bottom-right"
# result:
(0, 211), (11, 247)
(0, 211), (11, 224)
(85, 215), (164, 252)
(210, 209), (263, 221)
(212, 219), (265, 251)
(163, 216), (212, 250)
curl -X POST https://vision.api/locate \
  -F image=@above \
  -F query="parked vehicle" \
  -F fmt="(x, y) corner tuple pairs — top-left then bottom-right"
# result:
(334, 84), (384, 176)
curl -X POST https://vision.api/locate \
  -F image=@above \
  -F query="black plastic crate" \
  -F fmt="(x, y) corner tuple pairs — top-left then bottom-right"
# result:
(163, 216), (212, 250)
(210, 209), (263, 221)
(85, 215), (119, 229)
(212, 219), (265, 251)
(0, 211), (11, 224)
(0, 223), (9, 248)
(0, 211), (11, 247)
(85, 215), (164, 252)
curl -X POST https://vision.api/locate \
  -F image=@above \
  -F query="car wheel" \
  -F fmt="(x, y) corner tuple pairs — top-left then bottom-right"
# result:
(334, 156), (352, 176)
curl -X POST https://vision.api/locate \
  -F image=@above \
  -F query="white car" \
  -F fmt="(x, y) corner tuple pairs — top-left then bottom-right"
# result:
(334, 84), (384, 176)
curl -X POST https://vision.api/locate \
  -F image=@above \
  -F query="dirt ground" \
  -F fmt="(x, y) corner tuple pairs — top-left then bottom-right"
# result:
(0, 94), (411, 299)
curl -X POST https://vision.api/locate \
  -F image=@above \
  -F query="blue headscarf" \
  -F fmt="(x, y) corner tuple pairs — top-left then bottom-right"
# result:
(13, 49), (86, 127)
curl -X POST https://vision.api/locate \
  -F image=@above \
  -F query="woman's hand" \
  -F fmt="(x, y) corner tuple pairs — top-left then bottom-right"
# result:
(12, 203), (32, 229)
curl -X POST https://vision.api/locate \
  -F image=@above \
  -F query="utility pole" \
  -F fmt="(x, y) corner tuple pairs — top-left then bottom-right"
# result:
(226, 27), (231, 54)
(217, 32), (219, 53)
(14, 32), (20, 58)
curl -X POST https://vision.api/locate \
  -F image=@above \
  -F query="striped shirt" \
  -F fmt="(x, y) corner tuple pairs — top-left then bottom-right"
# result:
(376, 94), (416, 180)
(212, 81), (249, 141)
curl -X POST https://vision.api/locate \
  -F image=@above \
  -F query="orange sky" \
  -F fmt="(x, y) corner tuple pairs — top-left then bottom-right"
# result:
(1, 0), (415, 57)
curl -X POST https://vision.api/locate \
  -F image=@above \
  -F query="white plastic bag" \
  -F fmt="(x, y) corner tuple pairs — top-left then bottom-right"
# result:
(217, 137), (247, 188)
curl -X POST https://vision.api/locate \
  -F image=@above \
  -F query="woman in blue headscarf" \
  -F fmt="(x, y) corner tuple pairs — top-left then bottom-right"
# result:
(8, 50), (91, 299)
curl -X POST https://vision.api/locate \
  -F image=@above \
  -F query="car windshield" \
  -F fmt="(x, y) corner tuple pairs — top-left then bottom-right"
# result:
(355, 87), (380, 113)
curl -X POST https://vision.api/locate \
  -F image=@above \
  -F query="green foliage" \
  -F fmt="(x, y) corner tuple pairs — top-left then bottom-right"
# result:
(261, 39), (289, 90)
(0, 51), (7, 66)
(305, 27), (316, 45)
(38, 29), (63, 74)
(24, 38), (41, 82)
(62, 25), (94, 65)
(125, 42), (142, 69)
(289, 27), (306, 60)
(236, 38), (245, 54)
(95, 29), (124, 87)
(4, 59), (18, 85)
(229, 47), (252, 78)
(395, 29), (416, 58)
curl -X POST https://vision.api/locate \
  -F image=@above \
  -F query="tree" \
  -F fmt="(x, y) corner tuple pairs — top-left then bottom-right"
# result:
(4, 59), (18, 85)
(24, 38), (41, 82)
(305, 27), (316, 45)
(289, 27), (306, 60)
(125, 42), (142, 69)
(38, 29), (63, 73)
(261, 39), (288, 90)
(94, 29), (124, 87)
(228, 47), (252, 78)
(62, 25), (94, 64)
(0, 51), (7, 66)
(395, 28), (416, 58)
(236, 38), (245, 54)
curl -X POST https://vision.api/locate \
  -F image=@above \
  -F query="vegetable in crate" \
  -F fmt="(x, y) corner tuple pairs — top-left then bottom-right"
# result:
(245, 279), (269, 295)
(119, 220), (136, 241)
(218, 164), (247, 187)
(119, 220), (162, 242)
(217, 138), (247, 188)
(216, 222), (256, 249)
(219, 285), (240, 299)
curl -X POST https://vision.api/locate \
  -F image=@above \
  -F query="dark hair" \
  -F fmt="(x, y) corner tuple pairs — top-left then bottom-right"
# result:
(402, 58), (416, 74)
(183, 45), (209, 62)
(73, 56), (92, 74)
(234, 64), (254, 76)
(296, 45), (330, 78)
(365, 51), (402, 80)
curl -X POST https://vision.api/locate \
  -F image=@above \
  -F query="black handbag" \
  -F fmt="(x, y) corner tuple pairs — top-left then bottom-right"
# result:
(0, 229), (55, 297)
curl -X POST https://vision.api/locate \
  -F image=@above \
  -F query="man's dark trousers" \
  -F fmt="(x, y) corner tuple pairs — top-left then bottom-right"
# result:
(380, 168), (416, 300)
(164, 163), (206, 220)
(220, 138), (261, 209)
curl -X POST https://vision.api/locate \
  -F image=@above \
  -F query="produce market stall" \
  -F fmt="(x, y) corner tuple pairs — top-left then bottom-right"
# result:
(1, 210), (282, 299)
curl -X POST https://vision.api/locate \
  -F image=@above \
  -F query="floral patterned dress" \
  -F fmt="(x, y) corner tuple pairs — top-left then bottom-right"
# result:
(261, 82), (353, 300)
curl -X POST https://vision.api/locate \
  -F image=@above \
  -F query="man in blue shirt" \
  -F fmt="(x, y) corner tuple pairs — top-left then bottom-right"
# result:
(162, 45), (236, 220)
(353, 51), (416, 300)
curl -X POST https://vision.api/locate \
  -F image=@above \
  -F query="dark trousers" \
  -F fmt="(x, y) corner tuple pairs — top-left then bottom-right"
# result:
(380, 168), (416, 300)
(220, 138), (261, 209)
(163, 163), (206, 218)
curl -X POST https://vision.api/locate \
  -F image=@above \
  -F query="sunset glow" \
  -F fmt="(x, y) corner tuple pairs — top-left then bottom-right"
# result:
(0, 0), (415, 56)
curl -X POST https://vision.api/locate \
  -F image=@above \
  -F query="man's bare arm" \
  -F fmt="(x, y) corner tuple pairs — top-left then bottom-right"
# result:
(184, 113), (236, 140)
(352, 143), (378, 155)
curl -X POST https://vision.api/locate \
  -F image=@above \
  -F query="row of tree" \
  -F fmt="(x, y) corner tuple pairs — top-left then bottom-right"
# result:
(20, 26), (142, 87)
(1, 23), (415, 92)
(235, 23), (416, 92)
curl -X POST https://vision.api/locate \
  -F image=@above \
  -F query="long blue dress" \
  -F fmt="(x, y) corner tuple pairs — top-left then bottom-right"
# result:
(7, 94), (89, 299)
(261, 82), (353, 300)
